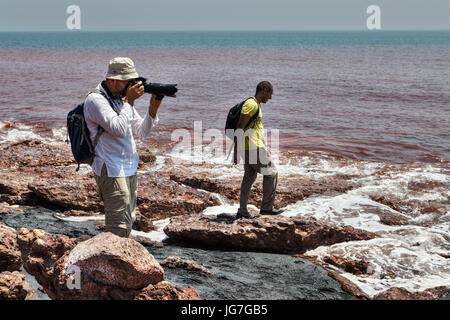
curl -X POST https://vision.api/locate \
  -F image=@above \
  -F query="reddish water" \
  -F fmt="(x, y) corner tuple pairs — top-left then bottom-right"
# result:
(0, 47), (449, 163)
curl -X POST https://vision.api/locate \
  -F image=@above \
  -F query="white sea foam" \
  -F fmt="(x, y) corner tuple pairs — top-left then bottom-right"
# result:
(131, 218), (170, 242)
(0, 127), (42, 145)
(305, 235), (450, 298)
(53, 213), (105, 222)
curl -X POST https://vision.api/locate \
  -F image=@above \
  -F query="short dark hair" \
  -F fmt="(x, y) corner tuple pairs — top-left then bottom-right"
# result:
(255, 81), (273, 94)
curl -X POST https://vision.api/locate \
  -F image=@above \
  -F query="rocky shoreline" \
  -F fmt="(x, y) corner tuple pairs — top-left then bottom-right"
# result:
(0, 137), (449, 300)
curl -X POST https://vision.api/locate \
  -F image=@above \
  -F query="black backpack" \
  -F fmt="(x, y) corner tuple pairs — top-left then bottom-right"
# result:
(225, 97), (261, 140)
(66, 89), (116, 171)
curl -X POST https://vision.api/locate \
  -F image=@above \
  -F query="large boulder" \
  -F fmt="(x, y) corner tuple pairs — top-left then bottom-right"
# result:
(64, 232), (164, 289)
(163, 214), (377, 254)
(17, 228), (200, 300)
(0, 271), (34, 300)
(0, 224), (22, 272)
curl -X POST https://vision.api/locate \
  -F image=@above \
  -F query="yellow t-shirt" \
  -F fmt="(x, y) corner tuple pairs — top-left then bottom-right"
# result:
(240, 98), (264, 150)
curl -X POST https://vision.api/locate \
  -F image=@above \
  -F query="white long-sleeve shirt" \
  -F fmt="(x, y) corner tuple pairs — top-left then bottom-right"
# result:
(84, 83), (159, 177)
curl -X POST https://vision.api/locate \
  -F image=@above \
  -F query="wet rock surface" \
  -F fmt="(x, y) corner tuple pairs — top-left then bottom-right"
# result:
(1, 209), (356, 300)
(0, 271), (35, 300)
(164, 214), (378, 254)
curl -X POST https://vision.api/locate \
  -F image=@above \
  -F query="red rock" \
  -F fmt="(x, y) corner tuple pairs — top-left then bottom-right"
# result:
(0, 224), (22, 272)
(65, 232), (164, 289)
(163, 214), (377, 254)
(134, 282), (201, 300)
(0, 171), (37, 206)
(27, 175), (103, 213)
(132, 212), (157, 232)
(327, 271), (370, 300)
(169, 173), (356, 209)
(17, 228), (200, 300)
(0, 203), (25, 215)
(373, 286), (450, 300)
(137, 173), (221, 220)
(0, 271), (35, 300)
(161, 256), (211, 275)
(322, 255), (372, 275)
(0, 139), (74, 169)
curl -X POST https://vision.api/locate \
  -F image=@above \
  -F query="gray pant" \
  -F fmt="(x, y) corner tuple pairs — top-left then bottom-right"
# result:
(238, 148), (278, 213)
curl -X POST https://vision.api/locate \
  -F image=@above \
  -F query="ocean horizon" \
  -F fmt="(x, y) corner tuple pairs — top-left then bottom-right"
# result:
(0, 30), (449, 48)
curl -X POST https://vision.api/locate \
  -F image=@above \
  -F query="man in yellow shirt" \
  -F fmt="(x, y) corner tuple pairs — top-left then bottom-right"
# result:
(233, 81), (283, 218)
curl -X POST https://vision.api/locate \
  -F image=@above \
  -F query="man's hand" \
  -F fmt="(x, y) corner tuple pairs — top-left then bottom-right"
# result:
(124, 81), (144, 106)
(149, 94), (163, 119)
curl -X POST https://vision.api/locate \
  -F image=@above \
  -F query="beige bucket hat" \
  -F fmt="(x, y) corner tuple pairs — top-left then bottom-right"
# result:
(105, 57), (139, 80)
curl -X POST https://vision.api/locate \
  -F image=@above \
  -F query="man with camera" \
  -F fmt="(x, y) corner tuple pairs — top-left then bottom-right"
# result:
(84, 57), (163, 238)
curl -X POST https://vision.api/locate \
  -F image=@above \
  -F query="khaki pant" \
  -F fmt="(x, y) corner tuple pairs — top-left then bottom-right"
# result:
(238, 148), (278, 214)
(94, 164), (137, 238)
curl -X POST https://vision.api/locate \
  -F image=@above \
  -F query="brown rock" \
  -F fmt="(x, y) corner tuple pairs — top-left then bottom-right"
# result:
(323, 255), (372, 275)
(164, 214), (377, 254)
(134, 282), (201, 300)
(65, 232), (164, 289)
(161, 256), (211, 275)
(0, 271), (35, 300)
(0, 170), (37, 206)
(327, 271), (370, 300)
(0, 224), (22, 272)
(132, 212), (157, 232)
(17, 228), (199, 300)
(0, 139), (74, 169)
(373, 286), (450, 300)
(137, 173), (221, 220)
(17, 228), (82, 298)
(169, 174), (356, 209)
(0, 202), (25, 215)
(131, 235), (164, 248)
(27, 176), (103, 213)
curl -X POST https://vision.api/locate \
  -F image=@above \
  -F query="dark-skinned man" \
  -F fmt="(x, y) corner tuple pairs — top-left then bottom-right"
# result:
(233, 81), (284, 219)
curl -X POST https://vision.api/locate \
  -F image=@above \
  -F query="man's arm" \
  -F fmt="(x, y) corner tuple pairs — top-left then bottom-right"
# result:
(130, 94), (163, 139)
(233, 113), (251, 164)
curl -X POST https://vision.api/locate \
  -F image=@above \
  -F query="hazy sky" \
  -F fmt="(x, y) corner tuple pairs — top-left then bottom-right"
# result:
(0, 0), (449, 31)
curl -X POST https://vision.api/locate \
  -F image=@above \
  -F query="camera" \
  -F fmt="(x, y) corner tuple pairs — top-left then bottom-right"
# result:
(129, 76), (177, 100)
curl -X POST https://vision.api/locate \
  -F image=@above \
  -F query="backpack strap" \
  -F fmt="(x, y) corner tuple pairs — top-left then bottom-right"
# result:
(85, 89), (120, 152)
(244, 97), (261, 131)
